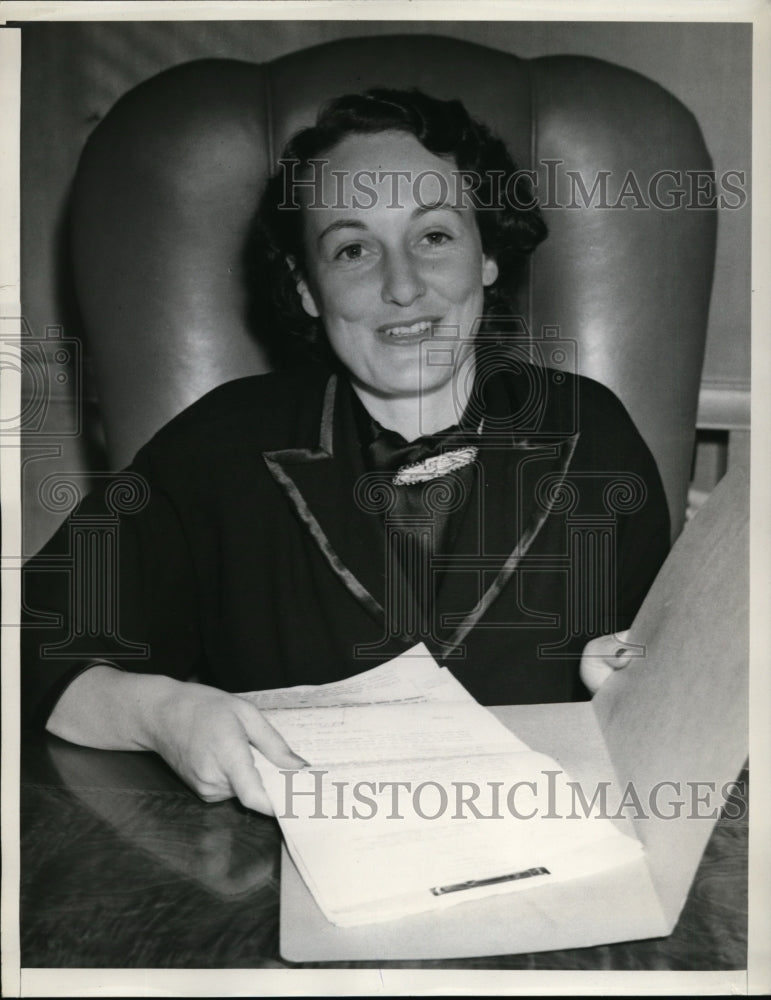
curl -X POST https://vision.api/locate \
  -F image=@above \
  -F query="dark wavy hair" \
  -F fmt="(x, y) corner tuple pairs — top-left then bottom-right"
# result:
(247, 88), (547, 365)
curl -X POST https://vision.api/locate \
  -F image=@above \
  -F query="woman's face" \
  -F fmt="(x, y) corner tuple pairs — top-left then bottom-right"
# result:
(294, 130), (498, 416)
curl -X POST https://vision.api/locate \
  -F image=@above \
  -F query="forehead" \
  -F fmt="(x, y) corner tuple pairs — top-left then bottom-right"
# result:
(320, 130), (455, 177)
(299, 129), (463, 217)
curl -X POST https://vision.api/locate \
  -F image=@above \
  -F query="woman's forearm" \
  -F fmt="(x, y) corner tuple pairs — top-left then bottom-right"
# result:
(46, 664), (181, 751)
(45, 663), (305, 814)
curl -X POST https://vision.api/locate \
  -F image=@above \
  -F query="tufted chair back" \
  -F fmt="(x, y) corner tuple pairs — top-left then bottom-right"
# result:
(70, 35), (717, 536)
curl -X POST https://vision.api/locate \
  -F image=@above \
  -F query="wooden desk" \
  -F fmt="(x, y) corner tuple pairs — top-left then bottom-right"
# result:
(20, 734), (747, 970)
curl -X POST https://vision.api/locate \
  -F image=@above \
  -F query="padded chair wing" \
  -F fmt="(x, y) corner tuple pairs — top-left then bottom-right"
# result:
(70, 35), (716, 536)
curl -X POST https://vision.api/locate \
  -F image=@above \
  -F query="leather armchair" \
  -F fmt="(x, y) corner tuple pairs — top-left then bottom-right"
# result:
(69, 35), (717, 537)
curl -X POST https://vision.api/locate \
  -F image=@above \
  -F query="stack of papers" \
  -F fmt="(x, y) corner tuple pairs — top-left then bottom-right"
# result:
(240, 645), (643, 927)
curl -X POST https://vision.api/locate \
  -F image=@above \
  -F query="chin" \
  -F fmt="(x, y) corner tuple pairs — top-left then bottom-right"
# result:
(371, 380), (423, 400)
(384, 377), (454, 402)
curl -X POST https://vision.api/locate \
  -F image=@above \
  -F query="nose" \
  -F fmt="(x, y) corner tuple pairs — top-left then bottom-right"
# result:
(380, 249), (426, 307)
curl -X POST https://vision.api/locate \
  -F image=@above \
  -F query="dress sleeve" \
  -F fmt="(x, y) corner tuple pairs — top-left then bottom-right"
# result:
(561, 377), (671, 700)
(21, 446), (205, 729)
(595, 384), (672, 633)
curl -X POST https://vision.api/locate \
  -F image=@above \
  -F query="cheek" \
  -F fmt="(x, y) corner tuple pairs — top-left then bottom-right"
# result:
(430, 247), (486, 301)
(443, 270), (486, 311)
(316, 270), (378, 323)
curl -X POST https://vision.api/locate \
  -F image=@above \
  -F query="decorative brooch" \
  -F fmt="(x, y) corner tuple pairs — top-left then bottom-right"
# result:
(392, 446), (479, 486)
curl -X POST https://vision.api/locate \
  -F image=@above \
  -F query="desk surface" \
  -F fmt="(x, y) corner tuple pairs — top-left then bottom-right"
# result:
(21, 735), (747, 970)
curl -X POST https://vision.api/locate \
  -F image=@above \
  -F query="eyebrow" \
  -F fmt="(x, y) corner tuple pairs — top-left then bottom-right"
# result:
(414, 202), (463, 218)
(317, 219), (368, 244)
(316, 204), (463, 245)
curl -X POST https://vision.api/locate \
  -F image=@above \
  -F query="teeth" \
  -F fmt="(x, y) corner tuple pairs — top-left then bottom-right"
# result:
(385, 320), (433, 337)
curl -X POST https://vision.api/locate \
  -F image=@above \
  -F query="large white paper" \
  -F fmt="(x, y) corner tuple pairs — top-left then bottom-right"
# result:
(237, 642), (474, 710)
(245, 645), (643, 926)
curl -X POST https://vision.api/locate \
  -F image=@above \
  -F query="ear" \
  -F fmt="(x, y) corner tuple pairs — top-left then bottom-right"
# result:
(288, 256), (321, 319)
(482, 255), (499, 288)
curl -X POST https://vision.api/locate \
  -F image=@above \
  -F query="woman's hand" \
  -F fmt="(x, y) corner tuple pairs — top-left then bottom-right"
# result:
(47, 665), (305, 815)
(145, 679), (306, 815)
(579, 630), (633, 695)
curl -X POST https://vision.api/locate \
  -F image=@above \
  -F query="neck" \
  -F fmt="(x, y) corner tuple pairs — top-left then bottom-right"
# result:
(351, 363), (475, 441)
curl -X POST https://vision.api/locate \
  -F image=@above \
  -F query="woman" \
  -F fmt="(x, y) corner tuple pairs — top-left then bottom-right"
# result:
(22, 89), (670, 816)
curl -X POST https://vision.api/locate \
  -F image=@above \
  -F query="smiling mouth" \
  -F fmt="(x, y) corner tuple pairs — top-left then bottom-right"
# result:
(381, 319), (436, 338)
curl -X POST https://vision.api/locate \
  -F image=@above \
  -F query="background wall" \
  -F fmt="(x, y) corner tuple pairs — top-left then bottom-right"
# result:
(18, 19), (752, 554)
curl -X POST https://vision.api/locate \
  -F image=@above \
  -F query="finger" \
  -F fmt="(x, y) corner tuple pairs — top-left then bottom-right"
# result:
(609, 629), (634, 669)
(609, 647), (633, 670)
(237, 704), (308, 769)
(610, 629), (633, 666)
(582, 632), (633, 669)
(580, 657), (615, 695)
(199, 788), (232, 804)
(228, 756), (276, 816)
(581, 634), (613, 659)
(190, 772), (233, 802)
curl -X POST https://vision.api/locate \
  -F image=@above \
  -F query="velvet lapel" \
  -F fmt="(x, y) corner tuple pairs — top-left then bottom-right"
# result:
(434, 375), (580, 655)
(262, 367), (579, 653)
(262, 374), (391, 628)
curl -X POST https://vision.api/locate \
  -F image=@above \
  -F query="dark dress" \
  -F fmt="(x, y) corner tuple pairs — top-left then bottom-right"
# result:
(21, 362), (670, 726)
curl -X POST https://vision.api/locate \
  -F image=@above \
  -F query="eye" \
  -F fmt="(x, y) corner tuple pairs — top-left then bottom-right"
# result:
(335, 243), (366, 261)
(421, 230), (453, 247)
